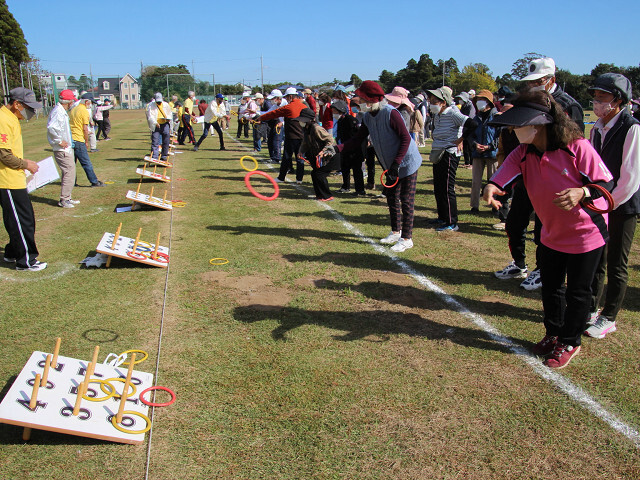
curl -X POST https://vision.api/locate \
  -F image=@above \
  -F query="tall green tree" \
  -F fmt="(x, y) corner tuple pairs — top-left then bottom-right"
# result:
(141, 64), (193, 101)
(349, 73), (362, 87)
(0, 0), (30, 89)
(511, 52), (546, 80)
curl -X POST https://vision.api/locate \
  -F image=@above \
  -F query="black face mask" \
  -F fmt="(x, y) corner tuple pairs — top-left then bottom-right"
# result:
(156, 101), (162, 105)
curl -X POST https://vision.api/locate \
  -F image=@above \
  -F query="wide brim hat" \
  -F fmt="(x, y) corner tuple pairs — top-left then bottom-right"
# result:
(427, 87), (453, 106)
(474, 89), (495, 106)
(488, 101), (553, 127)
(385, 86), (414, 111)
(354, 80), (386, 103)
(294, 108), (316, 123)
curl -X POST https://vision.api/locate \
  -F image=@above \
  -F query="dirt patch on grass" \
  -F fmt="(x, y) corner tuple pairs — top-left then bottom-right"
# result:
(199, 271), (291, 309)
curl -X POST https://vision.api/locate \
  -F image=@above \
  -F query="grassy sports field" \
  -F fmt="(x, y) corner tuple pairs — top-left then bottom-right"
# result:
(0, 109), (639, 479)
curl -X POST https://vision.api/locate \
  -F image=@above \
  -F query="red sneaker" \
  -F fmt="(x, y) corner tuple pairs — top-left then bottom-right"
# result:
(544, 343), (581, 369)
(532, 335), (557, 356)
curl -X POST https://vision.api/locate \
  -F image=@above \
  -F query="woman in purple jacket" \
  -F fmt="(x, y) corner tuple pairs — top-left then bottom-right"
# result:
(483, 91), (614, 369)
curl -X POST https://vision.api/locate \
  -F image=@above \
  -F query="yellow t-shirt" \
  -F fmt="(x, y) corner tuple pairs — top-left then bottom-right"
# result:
(69, 103), (90, 142)
(169, 101), (176, 113)
(0, 105), (26, 189)
(157, 104), (168, 124)
(183, 97), (194, 115)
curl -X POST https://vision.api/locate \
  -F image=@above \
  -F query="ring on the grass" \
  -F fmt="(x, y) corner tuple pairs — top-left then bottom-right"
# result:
(240, 155), (258, 172)
(139, 386), (176, 407)
(150, 252), (169, 263)
(101, 377), (137, 397)
(209, 258), (229, 265)
(380, 170), (399, 188)
(83, 379), (116, 402)
(111, 411), (151, 434)
(582, 184), (615, 214)
(244, 170), (279, 201)
(119, 349), (148, 365)
(104, 181), (115, 184)
(171, 201), (187, 208)
(127, 250), (148, 260)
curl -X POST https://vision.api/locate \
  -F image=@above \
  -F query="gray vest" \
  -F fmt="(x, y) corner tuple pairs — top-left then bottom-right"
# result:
(363, 105), (422, 178)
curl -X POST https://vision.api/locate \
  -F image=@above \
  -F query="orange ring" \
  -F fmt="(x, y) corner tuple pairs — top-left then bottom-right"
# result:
(150, 251), (169, 263)
(582, 184), (614, 214)
(380, 170), (399, 188)
(244, 170), (279, 201)
(127, 250), (148, 260)
(139, 386), (176, 407)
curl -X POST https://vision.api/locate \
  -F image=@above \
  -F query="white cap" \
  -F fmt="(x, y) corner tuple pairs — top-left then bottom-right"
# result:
(521, 57), (556, 81)
(254, 93), (264, 99)
(284, 87), (298, 96)
(468, 89), (476, 97)
(154, 92), (163, 102)
(267, 89), (283, 99)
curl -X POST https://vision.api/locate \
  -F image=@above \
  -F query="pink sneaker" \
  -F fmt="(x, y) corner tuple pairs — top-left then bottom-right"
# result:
(544, 343), (581, 369)
(532, 335), (557, 356)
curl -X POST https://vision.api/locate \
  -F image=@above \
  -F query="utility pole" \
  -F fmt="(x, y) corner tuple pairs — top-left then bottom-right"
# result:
(192, 60), (195, 94)
(0, 57), (6, 102)
(20, 63), (24, 88)
(260, 55), (264, 94)
(2, 54), (10, 94)
(212, 73), (215, 96)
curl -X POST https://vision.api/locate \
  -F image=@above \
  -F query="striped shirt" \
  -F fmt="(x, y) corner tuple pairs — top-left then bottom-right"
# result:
(431, 106), (468, 154)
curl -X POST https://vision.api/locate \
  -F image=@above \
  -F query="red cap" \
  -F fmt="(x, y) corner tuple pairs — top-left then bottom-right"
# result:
(59, 89), (76, 101)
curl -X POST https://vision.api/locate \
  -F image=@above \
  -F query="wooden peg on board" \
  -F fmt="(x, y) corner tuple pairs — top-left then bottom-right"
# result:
(72, 381), (86, 416)
(111, 223), (123, 250)
(152, 164), (157, 176)
(131, 228), (143, 254)
(30, 374), (41, 410)
(162, 167), (167, 179)
(40, 354), (52, 387)
(149, 186), (154, 200)
(51, 337), (61, 369)
(162, 191), (167, 205)
(89, 346), (100, 377)
(152, 233), (161, 260)
(116, 353), (136, 424)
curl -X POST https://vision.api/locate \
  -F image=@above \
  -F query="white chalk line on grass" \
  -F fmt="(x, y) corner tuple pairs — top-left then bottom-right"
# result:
(229, 134), (640, 448)
(0, 262), (75, 282)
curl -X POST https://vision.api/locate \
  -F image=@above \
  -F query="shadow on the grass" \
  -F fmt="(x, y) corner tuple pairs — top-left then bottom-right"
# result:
(234, 303), (522, 353)
(206, 224), (365, 244)
(28, 194), (58, 207)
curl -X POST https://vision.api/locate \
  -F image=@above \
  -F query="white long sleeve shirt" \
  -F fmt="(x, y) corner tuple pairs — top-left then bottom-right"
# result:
(204, 101), (227, 123)
(47, 103), (73, 154)
(591, 110), (640, 209)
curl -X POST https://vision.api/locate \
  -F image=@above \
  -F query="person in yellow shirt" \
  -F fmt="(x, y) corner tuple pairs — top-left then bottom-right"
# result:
(69, 97), (104, 187)
(178, 91), (196, 145)
(0, 88), (47, 271)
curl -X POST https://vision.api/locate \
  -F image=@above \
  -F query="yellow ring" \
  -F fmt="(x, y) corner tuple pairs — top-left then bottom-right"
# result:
(101, 377), (137, 397)
(119, 349), (148, 365)
(239, 156), (258, 172)
(137, 241), (154, 251)
(104, 181), (115, 184)
(171, 201), (187, 208)
(209, 258), (229, 266)
(111, 410), (151, 435)
(83, 379), (116, 402)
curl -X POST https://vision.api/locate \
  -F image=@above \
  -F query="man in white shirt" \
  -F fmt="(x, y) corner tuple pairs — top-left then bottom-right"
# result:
(194, 93), (226, 151)
(145, 92), (173, 161)
(47, 89), (79, 208)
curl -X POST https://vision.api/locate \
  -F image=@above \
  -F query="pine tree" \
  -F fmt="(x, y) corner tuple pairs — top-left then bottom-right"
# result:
(0, 0), (30, 88)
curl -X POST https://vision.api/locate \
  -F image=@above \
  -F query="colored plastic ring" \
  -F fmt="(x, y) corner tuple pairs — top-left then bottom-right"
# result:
(135, 241), (154, 252)
(244, 170), (280, 201)
(583, 183), (615, 214)
(104, 181), (115, 184)
(380, 170), (399, 188)
(315, 155), (323, 169)
(119, 349), (148, 365)
(150, 252), (169, 263)
(209, 258), (229, 265)
(83, 379), (116, 402)
(101, 377), (137, 397)
(111, 410), (151, 434)
(139, 386), (176, 407)
(171, 201), (187, 208)
(276, 125), (281, 135)
(240, 155), (259, 172)
(127, 250), (148, 260)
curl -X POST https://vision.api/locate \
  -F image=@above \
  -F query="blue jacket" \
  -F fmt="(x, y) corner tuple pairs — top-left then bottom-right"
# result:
(471, 108), (498, 159)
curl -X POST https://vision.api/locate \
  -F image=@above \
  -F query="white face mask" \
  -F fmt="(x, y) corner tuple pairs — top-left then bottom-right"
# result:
(593, 100), (614, 118)
(529, 80), (550, 92)
(429, 103), (442, 115)
(514, 125), (538, 144)
(476, 100), (488, 111)
(359, 103), (372, 113)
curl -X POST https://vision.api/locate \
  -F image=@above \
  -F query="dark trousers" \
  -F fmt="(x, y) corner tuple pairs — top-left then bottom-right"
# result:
(432, 151), (459, 226)
(95, 120), (106, 140)
(278, 138), (303, 181)
(0, 188), (39, 268)
(591, 211), (638, 321)
(505, 181), (541, 269)
(365, 146), (376, 187)
(196, 121), (224, 149)
(236, 119), (249, 138)
(386, 170), (418, 239)
(539, 243), (604, 347)
(151, 122), (171, 160)
(178, 115), (195, 144)
(311, 153), (341, 199)
(103, 118), (111, 137)
(340, 151), (365, 193)
(267, 122), (282, 161)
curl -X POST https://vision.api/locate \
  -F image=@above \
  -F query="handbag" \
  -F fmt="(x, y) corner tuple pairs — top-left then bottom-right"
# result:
(429, 149), (446, 164)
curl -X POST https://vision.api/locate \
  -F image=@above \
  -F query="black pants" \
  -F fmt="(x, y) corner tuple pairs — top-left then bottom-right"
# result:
(505, 181), (541, 269)
(432, 151), (459, 226)
(178, 115), (195, 144)
(311, 154), (341, 199)
(196, 121), (224, 149)
(539, 243), (604, 347)
(95, 119), (106, 140)
(340, 150), (365, 193)
(1, 188), (39, 268)
(103, 118), (111, 137)
(591, 211), (638, 321)
(365, 145), (376, 187)
(236, 119), (249, 138)
(278, 138), (303, 182)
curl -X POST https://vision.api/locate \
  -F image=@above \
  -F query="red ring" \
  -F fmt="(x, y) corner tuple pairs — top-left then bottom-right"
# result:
(139, 386), (176, 407)
(150, 252), (169, 263)
(244, 170), (280, 201)
(583, 183), (614, 214)
(380, 170), (399, 188)
(127, 250), (148, 260)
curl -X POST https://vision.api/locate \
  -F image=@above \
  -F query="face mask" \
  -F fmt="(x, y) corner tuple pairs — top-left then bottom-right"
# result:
(351, 106), (359, 113)
(476, 100), (488, 111)
(359, 103), (371, 113)
(593, 100), (614, 118)
(429, 103), (442, 115)
(156, 101), (162, 105)
(529, 80), (549, 92)
(514, 125), (538, 144)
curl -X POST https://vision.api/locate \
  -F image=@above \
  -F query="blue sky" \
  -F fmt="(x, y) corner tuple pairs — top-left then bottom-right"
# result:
(7, 0), (640, 88)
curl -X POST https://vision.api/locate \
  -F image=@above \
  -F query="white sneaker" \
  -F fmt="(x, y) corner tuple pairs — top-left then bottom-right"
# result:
(584, 316), (617, 339)
(494, 261), (528, 280)
(296, 180), (302, 185)
(338, 188), (351, 193)
(69, 199), (81, 205)
(380, 231), (402, 244)
(275, 178), (284, 183)
(586, 310), (600, 326)
(520, 269), (542, 290)
(390, 238), (413, 253)
(58, 200), (75, 208)
(16, 261), (48, 272)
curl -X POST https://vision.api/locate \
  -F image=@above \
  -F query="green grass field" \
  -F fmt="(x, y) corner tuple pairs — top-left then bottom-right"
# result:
(0, 110), (639, 480)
